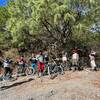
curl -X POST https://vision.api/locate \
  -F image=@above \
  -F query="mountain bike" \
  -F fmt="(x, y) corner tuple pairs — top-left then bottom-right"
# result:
(47, 58), (64, 78)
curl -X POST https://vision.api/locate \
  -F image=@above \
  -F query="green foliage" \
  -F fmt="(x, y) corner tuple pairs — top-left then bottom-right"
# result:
(0, 0), (99, 52)
(0, 7), (9, 28)
(0, 6), (11, 48)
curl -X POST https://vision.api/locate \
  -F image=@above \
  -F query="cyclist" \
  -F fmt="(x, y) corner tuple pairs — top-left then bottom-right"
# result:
(36, 50), (44, 77)
(3, 57), (13, 79)
(43, 48), (49, 64)
(72, 49), (79, 70)
(29, 53), (37, 75)
(16, 55), (27, 75)
(62, 51), (67, 63)
(62, 51), (69, 71)
(89, 50), (97, 71)
(0, 59), (3, 74)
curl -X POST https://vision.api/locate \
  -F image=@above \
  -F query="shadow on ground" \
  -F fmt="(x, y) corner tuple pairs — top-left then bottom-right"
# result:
(0, 78), (34, 91)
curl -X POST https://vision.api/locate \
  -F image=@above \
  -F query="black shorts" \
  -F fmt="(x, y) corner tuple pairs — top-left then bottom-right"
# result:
(45, 57), (49, 62)
(5, 67), (12, 74)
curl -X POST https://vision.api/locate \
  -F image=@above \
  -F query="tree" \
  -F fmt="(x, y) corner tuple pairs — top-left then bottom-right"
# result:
(6, 0), (100, 52)
(0, 6), (11, 48)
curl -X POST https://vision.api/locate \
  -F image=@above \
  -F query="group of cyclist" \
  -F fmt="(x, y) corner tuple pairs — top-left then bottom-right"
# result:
(0, 47), (98, 80)
(0, 49), (49, 79)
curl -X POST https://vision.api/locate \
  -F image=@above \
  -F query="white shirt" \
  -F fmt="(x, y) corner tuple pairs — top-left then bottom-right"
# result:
(89, 55), (95, 61)
(90, 60), (96, 67)
(62, 55), (67, 61)
(36, 54), (44, 62)
(72, 53), (79, 60)
(4, 62), (9, 68)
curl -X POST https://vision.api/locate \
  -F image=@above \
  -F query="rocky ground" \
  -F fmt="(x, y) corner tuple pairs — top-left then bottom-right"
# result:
(0, 70), (100, 100)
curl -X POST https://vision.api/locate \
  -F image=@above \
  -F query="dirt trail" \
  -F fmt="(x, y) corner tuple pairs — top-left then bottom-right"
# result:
(0, 71), (100, 100)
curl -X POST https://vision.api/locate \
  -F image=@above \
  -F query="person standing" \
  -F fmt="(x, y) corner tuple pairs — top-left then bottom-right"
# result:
(3, 58), (12, 79)
(36, 50), (44, 77)
(72, 49), (79, 70)
(43, 48), (49, 64)
(0, 58), (3, 75)
(16, 56), (26, 75)
(89, 50), (97, 70)
(62, 51), (67, 63)
(29, 53), (37, 75)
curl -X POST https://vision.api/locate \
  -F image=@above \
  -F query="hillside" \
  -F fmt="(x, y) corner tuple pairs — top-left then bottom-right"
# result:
(0, 70), (100, 100)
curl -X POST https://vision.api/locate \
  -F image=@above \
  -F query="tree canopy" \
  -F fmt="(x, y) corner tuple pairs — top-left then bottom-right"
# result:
(0, 0), (99, 52)
(0, 6), (11, 48)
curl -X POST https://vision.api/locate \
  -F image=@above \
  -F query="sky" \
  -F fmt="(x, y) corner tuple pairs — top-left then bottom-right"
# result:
(0, 0), (7, 6)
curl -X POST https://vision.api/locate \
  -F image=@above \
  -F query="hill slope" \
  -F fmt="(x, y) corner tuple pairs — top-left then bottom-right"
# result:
(0, 70), (100, 100)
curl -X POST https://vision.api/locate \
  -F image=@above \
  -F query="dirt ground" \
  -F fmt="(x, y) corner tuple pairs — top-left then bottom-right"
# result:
(0, 70), (100, 100)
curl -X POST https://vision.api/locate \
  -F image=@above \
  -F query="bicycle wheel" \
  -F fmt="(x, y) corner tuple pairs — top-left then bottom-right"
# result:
(47, 64), (56, 77)
(57, 65), (64, 74)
